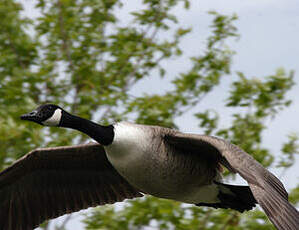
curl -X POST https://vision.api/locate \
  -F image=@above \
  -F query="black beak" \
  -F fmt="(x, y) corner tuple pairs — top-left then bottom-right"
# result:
(20, 110), (38, 121)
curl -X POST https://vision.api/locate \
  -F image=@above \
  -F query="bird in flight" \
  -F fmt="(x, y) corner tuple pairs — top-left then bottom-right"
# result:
(0, 104), (298, 230)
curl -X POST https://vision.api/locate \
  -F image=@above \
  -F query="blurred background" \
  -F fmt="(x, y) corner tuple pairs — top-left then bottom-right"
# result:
(0, 0), (298, 229)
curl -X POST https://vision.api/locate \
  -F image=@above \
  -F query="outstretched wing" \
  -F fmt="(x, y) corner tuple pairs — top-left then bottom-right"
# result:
(165, 132), (299, 230)
(0, 143), (142, 230)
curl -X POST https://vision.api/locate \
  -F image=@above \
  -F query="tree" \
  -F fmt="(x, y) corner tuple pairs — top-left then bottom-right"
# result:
(0, 0), (297, 229)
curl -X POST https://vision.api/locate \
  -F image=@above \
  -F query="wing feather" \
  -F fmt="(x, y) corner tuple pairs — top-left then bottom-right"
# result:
(0, 143), (142, 230)
(165, 132), (299, 230)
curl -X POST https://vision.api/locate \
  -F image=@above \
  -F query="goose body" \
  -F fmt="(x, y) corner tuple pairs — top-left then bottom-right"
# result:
(0, 104), (298, 230)
(106, 122), (220, 204)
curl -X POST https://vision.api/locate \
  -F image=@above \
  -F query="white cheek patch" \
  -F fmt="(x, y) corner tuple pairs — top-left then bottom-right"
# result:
(42, 109), (62, 126)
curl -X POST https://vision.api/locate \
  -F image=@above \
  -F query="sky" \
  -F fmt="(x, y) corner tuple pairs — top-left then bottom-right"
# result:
(19, 0), (299, 229)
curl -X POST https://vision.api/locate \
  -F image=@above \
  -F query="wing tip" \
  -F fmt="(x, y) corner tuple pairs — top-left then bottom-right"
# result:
(251, 183), (299, 230)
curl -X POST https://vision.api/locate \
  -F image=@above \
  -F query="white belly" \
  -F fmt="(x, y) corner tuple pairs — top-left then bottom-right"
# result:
(105, 122), (220, 204)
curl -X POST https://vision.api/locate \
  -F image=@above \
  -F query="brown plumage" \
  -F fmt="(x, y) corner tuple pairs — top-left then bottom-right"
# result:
(0, 143), (142, 230)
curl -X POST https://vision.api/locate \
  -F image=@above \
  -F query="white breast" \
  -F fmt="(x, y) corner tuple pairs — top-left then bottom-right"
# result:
(105, 122), (150, 159)
(104, 122), (153, 185)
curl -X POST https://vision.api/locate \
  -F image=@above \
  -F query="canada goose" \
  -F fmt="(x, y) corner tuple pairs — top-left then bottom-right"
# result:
(0, 104), (298, 230)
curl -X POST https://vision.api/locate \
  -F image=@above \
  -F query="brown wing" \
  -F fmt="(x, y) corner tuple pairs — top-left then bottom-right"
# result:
(0, 143), (142, 230)
(165, 132), (299, 230)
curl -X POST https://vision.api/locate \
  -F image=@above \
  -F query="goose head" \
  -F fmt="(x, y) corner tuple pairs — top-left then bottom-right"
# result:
(20, 104), (114, 145)
(20, 104), (63, 127)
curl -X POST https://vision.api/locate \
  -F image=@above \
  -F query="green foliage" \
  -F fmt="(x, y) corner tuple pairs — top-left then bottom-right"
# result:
(173, 12), (237, 105)
(0, 0), (298, 230)
(289, 185), (299, 205)
(84, 196), (278, 230)
(195, 110), (219, 135)
(279, 133), (299, 168)
(227, 69), (294, 118)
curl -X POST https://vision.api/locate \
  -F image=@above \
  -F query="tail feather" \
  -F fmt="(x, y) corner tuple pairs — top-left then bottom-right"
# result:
(196, 182), (257, 212)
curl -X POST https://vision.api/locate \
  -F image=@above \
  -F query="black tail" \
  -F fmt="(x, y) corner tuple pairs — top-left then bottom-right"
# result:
(196, 182), (257, 212)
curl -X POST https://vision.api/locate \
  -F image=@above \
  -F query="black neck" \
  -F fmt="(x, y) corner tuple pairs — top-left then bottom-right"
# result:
(59, 111), (114, 146)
